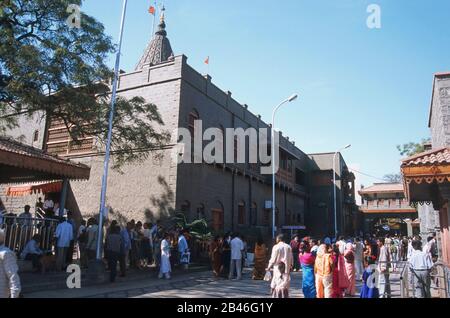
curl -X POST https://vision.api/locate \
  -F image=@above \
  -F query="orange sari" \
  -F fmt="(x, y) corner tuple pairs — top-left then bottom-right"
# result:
(252, 243), (267, 280)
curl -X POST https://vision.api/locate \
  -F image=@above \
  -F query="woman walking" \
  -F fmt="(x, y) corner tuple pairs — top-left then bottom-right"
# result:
(209, 236), (222, 277)
(300, 241), (316, 298)
(314, 244), (333, 298)
(158, 232), (171, 279)
(252, 237), (268, 280)
(344, 242), (356, 296)
(331, 244), (349, 298)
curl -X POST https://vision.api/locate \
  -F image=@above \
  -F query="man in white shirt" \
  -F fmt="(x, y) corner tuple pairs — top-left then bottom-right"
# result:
(229, 233), (244, 280)
(0, 229), (21, 298)
(266, 234), (293, 294)
(409, 240), (433, 298)
(55, 218), (74, 271)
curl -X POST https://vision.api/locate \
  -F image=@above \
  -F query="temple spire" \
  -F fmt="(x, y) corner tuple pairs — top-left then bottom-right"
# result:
(135, 5), (174, 70)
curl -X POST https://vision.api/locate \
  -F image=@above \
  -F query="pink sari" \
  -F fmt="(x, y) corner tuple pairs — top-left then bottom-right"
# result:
(332, 254), (349, 298)
(344, 243), (356, 296)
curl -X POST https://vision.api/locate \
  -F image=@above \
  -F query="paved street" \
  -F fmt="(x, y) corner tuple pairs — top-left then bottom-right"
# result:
(23, 267), (403, 298)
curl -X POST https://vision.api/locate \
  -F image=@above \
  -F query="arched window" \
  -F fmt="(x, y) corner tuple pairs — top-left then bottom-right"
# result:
(212, 201), (224, 232)
(251, 202), (257, 226)
(188, 109), (199, 138)
(238, 201), (246, 225)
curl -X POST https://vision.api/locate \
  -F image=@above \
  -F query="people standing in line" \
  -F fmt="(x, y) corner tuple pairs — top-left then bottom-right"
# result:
(360, 256), (379, 298)
(0, 229), (21, 298)
(377, 238), (391, 298)
(229, 233), (244, 280)
(314, 244), (333, 298)
(290, 235), (300, 272)
(300, 240), (316, 298)
(344, 242), (356, 296)
(86, 218), (99, 261)
(105, 225), (122, 283)
(158, 232), (171, 279)
(400, 236), (409, 261)
(390, 237), (399, 272)
(134, 222), (144, 269)
(65, 211), (76, 265)
(353, 237), (364, 281)
(409, 240), (433, 298)
(210, 236), (222, 277)
(55, 217), (74, 271)
(178, 229), (189, 270)
(252, 237), (267, 280)
(266, 234), (293, 298)
(20, 234), (43, 273)
(221, 232), (231, 278)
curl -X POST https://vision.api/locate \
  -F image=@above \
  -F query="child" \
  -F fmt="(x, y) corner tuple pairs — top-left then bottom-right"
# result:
(271, 262), (289, 298)
(360, 256), (379, 298)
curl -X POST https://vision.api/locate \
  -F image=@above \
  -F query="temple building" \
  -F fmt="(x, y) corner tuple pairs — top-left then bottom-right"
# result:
(401, 72), (450, 267)
(0, 9), (357, 239)
(358, 183), (418, 236)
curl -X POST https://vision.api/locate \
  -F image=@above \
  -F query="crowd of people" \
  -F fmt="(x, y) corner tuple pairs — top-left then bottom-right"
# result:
(253, 233), (438, 298)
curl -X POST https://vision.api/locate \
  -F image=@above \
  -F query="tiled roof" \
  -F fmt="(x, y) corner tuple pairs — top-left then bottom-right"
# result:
(359, 183), (404, 194)
(0, 136), (90, 182)
(401, 147), (450, 167)
(0, 136), (87, 168)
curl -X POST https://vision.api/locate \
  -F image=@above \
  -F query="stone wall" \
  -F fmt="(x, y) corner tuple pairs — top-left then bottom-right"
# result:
(430, 75), (450, 148)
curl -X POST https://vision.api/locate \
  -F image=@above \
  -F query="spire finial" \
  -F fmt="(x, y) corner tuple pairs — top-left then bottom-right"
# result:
(160, 5), (165, 23)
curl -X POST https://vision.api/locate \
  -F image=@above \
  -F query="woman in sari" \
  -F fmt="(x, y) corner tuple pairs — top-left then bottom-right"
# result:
(252, 237), (268, 280)
(300, 241), (316, 298)
(331, 244), (349, 298)
(344, 242), (356, 296)
(314, 244), (334, 298)
(209, 236), (222, 277)
(363, 239), (372, 268)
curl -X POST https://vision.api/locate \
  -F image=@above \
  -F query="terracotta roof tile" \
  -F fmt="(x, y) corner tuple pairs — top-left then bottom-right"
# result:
(359, 183), (404, 194)
(401, 147), (450, 167)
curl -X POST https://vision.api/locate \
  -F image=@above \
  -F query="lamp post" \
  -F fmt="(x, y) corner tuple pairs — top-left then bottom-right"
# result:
(271, 94), (298, 240)
(333, 144), (351, 239)
(96, 0), (128, 260)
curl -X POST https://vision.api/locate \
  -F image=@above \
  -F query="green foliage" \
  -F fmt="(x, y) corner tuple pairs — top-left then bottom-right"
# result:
(0, 0), (170, 167)
(396, 138), (431, 157)
(172, 213), (213, 242)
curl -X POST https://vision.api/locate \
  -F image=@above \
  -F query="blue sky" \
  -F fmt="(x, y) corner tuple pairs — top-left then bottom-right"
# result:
(81, 0), (450, 189)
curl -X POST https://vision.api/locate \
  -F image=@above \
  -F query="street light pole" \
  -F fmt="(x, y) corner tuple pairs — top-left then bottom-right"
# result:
(333, 144), (351, 240)
(96, 0), (128, 260)
(271, 94), (298, 240)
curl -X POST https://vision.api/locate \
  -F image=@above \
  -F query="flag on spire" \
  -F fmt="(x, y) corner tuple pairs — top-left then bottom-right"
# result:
(148, 5), (156, 15)
(204, 56), (209, 65)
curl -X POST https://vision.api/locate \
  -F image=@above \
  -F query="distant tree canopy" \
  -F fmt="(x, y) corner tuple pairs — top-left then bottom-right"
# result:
(396, 138), (431, 157)
(383, 173), (402, 183)
(0, 0), (170, 168)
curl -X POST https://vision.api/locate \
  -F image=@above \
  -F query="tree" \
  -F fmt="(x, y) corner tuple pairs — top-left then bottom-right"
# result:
(383, 173), (402, 183)
(396, 138), (431, 157)
(0, 0), (170, 167)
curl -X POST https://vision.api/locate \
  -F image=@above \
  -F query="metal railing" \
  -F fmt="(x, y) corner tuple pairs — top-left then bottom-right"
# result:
(400, 260), (450, 298)
(0, 215), (59, 255)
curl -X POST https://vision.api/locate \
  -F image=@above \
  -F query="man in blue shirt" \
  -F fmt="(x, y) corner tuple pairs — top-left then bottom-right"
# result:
(119, 224), (132, 277)
(21, 234), (43, 272)
(55, 218), (74, 271)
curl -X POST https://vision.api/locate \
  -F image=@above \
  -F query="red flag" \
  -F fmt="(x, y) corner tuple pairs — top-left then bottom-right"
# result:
(204, 56), (209, 65)
(148, 6), (156, 15)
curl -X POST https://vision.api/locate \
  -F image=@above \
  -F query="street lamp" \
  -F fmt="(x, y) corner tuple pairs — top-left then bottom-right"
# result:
(96, 0), (128, 261)
(271, 93), (299, 240)
(333, 144), (351, 239)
